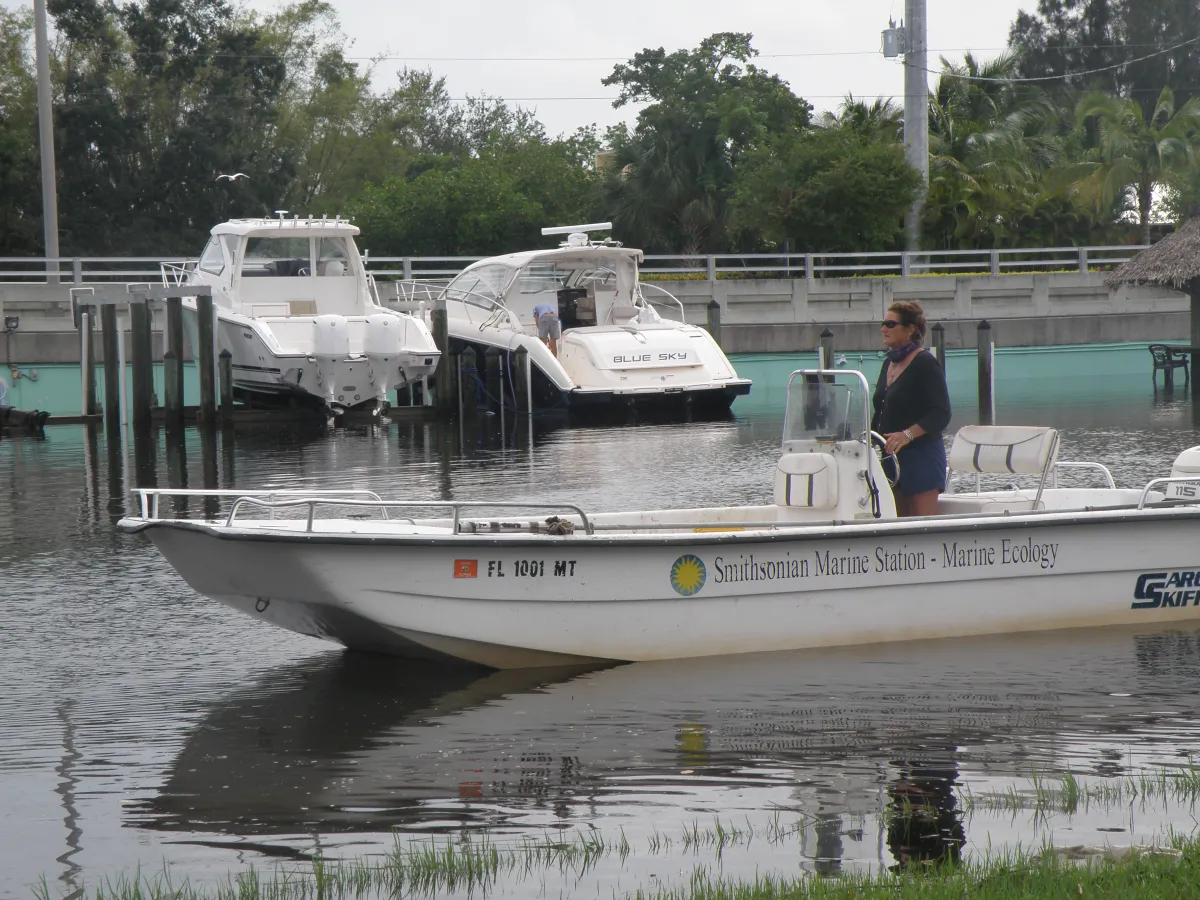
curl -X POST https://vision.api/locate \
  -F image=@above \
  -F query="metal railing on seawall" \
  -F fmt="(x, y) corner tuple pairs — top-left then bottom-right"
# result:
(0, 245), (1150, 284)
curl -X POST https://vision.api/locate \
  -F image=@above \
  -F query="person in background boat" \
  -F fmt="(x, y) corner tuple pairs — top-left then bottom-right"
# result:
(872, 300), (951, 517)
(533, 301), (561, 357)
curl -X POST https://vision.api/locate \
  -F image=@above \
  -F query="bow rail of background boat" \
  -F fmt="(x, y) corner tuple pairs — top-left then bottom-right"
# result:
(0, 245), (1151, 284)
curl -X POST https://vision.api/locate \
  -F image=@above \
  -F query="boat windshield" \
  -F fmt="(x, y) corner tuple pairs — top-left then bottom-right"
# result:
(782, 371), (872, 444)
(445, 264), (514, 309)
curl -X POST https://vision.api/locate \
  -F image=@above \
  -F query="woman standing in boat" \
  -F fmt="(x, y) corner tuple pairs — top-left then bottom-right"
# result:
(872, 300), (951, 517)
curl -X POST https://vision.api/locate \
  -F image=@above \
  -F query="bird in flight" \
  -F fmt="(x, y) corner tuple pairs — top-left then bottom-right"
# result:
(216, 173), (249, 182)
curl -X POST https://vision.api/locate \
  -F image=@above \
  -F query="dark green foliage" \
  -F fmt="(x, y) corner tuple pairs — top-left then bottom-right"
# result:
(730, 128), (920, 253)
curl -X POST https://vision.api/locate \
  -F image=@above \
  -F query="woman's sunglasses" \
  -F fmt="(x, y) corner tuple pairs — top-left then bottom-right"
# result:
(881, 319), (903, 328)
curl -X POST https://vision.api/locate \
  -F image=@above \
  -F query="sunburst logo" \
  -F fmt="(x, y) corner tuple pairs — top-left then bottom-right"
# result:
(670, 554), (706, 596)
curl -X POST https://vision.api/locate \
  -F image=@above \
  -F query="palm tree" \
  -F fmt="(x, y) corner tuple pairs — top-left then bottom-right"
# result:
(819, 95), (903, 143)
(1071, 86), (1200, 243)
(924, 53), (1065, 247)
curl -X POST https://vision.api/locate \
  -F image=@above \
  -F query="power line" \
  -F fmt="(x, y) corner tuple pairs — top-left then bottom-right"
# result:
(921, 34), (1200, 84)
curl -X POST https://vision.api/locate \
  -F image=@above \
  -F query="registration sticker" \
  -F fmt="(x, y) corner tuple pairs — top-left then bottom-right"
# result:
(454, 559), (478, 578)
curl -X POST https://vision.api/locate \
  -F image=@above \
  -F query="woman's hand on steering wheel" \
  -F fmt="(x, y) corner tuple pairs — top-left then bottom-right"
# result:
(869, 430), (901, 487)
(881, 431), (911, 455)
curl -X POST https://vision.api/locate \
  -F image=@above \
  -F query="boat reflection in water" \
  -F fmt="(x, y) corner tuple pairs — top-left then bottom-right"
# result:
(134, 624), (1200, 871)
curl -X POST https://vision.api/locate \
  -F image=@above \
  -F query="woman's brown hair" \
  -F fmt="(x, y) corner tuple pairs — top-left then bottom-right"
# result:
(888, 300), (927, 343)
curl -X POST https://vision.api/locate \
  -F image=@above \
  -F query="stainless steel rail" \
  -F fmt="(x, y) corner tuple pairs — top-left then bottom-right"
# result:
(1137, 477), (1200, 509)
(1051, 461), (1117, 489)
(132, 488), (386, 521)
(221, 497), (596, 535)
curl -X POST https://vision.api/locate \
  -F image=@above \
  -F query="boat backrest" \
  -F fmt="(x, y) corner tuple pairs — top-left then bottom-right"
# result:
(774, 453), (839, 510)
(948, 425), (1059, 507)
(948, 426), (1059, 476)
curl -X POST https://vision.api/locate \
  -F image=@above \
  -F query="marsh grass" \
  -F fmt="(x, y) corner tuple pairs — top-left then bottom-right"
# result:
(956, 764), (1200, 820)
(34, 833), (1200, 900)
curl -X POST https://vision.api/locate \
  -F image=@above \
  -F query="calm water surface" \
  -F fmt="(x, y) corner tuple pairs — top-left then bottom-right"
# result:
(5, 377), (1200, 898)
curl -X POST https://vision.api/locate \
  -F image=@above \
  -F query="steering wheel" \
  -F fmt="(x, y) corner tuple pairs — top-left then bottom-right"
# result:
(870, 430), (901, 487)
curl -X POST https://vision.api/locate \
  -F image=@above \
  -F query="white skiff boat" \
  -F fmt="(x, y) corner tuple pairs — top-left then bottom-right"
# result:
(163, 213), (440, 415)
(118, 369), (1200, 668)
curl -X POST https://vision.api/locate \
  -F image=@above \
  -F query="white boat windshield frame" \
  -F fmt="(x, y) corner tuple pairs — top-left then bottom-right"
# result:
(783, 369), (874, 447)
(443, 248), (686, 331)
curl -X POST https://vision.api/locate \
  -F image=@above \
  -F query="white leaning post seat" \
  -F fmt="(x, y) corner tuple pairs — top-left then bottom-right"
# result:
(947, 425), (1060, 507)
(774, 453), (839, 511)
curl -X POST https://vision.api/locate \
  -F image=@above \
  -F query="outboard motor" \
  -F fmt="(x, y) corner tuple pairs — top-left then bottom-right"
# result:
(313, 314), (349, 407)
(1171, 446), (1200, 480)
(365, 313), (404, 403)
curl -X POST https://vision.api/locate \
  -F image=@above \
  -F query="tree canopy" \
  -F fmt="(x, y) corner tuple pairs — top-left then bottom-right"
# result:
(4, 4), (1200, 259)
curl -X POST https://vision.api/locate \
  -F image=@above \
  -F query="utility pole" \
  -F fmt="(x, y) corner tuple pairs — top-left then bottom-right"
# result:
(902, 0), (928, 251)
(33, 0), (61, 283)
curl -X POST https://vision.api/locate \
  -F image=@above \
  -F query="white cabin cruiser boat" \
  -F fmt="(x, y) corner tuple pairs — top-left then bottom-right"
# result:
(163, 213), (439, 413)
(441, 224), (750, 415)
(119, 369), (1200, 669)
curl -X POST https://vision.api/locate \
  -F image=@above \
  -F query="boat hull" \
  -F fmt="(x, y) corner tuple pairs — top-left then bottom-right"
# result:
(135, 509), (1200, 668)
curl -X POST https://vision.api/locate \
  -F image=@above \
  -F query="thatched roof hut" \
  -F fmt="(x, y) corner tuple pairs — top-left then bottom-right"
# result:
(1106, 209), (1200, 290)
(1106, 207), (1200, 346)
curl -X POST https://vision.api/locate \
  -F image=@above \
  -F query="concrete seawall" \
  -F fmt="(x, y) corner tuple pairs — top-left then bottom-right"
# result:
(0, 272), (1187, 363)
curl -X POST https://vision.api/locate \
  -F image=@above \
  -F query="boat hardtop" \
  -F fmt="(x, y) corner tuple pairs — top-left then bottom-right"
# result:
(119, 369), (1200, 668)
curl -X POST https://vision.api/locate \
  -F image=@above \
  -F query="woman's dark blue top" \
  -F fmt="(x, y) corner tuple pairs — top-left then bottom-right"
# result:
(871, 349), (952, 445)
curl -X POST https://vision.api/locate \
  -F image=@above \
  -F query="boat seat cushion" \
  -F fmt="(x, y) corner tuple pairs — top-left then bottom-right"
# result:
(948, 425), (1059, 476)
(774, 453), (839, 510)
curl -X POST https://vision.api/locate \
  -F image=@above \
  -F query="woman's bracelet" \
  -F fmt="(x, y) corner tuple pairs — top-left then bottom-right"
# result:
(902, 429), (914, 442)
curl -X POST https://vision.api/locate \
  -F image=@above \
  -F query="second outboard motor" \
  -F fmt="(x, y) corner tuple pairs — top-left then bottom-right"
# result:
(313, 314), (349, 406)
(365, 313), (404, 403)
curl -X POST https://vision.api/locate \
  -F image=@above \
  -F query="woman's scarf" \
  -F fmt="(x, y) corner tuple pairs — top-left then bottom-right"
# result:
(885, 341), (921, 363)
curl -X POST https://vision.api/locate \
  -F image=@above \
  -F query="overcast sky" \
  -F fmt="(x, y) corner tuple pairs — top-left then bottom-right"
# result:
(257, 0), (1035, 136)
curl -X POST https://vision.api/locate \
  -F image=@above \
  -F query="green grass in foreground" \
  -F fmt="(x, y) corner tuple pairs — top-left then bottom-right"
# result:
(34, 831), (1200, 900)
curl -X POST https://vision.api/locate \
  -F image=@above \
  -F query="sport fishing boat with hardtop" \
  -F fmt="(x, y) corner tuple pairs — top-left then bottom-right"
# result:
(436, 223), (750, 415)
(118, 369), (1200, 668)
(163, 212), (440, 415)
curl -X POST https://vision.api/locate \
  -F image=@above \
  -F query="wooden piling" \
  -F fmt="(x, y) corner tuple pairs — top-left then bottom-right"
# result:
(931, 322), (945, 368)
(218, 349), (234, 418)
(165, 296), (185, 419)
(706, 300), (722, 348)
(197, 293), (217, 423)
(977, 319), (994, 425)
(819, 327), (835, 371)
(101, 303), (120, 433)
(430, 305), (453, 416)
(129, 298), (154, 429)
(163, 350), (182, 424)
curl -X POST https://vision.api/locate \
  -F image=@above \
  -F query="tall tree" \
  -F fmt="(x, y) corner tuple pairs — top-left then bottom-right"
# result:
(599, 33), (810, 254)
(0, 7), (40, 254)
(1009, 0), (1200, 114)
